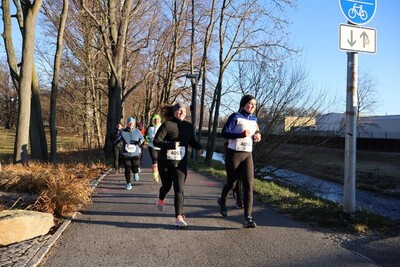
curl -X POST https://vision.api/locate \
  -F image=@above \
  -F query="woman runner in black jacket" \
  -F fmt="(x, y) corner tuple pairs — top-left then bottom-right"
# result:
(153, 103), (203, 227)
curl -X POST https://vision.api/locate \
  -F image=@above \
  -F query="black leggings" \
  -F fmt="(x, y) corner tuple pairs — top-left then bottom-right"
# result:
(220, 148), (254, 218)
(123, 156), (141, 183)
(113, 146), (122, 170)
(148, 146), (159, 164)
(158, 166), (187, 217)
(233, 178), (242, 202)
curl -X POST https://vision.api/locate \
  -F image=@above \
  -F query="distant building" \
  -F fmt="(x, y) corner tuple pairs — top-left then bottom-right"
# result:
(268, 116), (316, 135)
(316, 113), (345, 133)
(316, 113), (400, 139)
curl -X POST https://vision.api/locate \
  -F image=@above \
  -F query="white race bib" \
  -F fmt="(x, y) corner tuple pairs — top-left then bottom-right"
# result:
(125, 144), (137, 153)
(166, 146), (186, 160)
(234, 137), (253, 152)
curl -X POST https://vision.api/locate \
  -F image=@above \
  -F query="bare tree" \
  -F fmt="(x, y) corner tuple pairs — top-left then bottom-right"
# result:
(1, 0), (44, 164)
(230, 51), (331, 173)
(2, 0), (50, 163)
(197, 0), (217, 145)
(0, 60), (17, 129)
(1, 0), (19, 90)
(82, 0), (159, 159)
(30, 66), (48, 161)
(45, 0), (68, 162)
(357, 69), (379, 116)
(357, 69), (380, 134)
(204, 0), (297, 166)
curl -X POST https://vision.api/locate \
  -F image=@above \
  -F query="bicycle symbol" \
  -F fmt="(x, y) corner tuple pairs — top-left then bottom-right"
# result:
(348, 3), (368, 21)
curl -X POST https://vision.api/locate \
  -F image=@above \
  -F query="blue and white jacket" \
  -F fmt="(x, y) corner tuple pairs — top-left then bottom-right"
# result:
(114, 127), (144, 158)
(221, 110), (258, 152)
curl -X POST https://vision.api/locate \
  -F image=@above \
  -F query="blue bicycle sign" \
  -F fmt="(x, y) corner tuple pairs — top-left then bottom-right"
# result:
(348, 3), (368, 20)
(339, 0), (376, 25)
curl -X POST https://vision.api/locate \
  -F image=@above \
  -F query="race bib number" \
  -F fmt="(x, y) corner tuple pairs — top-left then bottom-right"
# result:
(166, 146), (186, 160)
(235, 137), (253, 152)
(125, 144), (137, 153)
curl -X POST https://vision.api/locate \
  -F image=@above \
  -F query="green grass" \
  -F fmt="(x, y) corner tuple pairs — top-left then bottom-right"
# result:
(0, 128), (15, 164)
(189, 156), (400, 235)
(0, 128), (91, 164)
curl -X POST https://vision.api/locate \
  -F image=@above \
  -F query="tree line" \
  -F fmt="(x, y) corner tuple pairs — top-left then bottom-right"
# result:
(2, 0), (349, 167)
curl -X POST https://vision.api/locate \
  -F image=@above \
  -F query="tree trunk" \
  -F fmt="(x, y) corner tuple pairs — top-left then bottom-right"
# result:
(1, 0), (20, 89)
(205, 77), (221, 166)
(83, 0), (135, 159)
(30, 68), (48, 161)
(50, 0), (69, 162)
(104, 76), (122, 159)
(198, 0), (216, 145)
(13, 0), (43, 164)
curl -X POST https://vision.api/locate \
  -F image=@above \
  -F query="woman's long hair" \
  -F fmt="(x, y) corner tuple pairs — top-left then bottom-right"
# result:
(160, 105), (175, 121)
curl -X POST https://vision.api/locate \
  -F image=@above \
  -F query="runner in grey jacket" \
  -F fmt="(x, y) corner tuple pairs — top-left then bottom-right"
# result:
(114, 117), (144, 190)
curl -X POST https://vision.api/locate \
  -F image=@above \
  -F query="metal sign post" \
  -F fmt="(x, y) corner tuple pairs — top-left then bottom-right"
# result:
(338, 0), (376, 215)
(343, 52), (358, 214)
(186, 73), (200, 160)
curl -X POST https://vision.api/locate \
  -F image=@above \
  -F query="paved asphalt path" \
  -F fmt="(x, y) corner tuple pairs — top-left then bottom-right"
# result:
(39, 149), (380, 267)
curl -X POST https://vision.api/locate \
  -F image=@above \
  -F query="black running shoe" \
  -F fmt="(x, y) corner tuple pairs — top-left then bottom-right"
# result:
(217, 198), (228, 217)
(243, 216), (256, 228)
(236, 201), (244, 209)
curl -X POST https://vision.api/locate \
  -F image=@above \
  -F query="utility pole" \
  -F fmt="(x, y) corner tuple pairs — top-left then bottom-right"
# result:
(343, 51), (358, 214)
(339, 0), (377, 215)
(186, 74), (199, 160)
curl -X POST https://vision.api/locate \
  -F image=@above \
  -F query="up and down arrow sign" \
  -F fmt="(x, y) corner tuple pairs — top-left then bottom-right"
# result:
(339, 24), (376, 54)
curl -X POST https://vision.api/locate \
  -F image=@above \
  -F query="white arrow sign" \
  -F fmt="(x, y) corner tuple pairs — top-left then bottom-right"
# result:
(339, 24), (377, 54)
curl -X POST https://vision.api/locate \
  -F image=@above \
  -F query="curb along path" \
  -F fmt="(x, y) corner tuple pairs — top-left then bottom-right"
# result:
(0, 172), (108, 267)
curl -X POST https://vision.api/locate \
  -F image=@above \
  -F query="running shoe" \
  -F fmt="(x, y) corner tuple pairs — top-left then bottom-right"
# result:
(156, 199), (164, 212)
(138, 167), (141, 173)
(175, 215), (187, 228)
(236, 201), (244, 209)
(126, 183), (132, 190)
(134, 173), (139, 181)
(217, 198), (227, 217)
(153, 172), (159, 183)
(243, 216), (256, 228)
(232, 191), (237, 199)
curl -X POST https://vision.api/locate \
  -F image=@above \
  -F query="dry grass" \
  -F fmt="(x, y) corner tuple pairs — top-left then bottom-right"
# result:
(0, 161), (107, 217)
(0, 128), (109, 217)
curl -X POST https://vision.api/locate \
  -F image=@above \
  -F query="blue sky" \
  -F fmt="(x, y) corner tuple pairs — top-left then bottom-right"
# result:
(287, 0), (400, 115)
(1, 1), (397, 116)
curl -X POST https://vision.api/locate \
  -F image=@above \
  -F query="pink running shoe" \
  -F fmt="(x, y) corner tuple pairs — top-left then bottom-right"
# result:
(156, 199), (164, 212)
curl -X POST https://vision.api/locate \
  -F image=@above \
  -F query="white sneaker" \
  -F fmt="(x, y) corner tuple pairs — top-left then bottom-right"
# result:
(175, 215), (187, 228)
(126, 183), (132, 190)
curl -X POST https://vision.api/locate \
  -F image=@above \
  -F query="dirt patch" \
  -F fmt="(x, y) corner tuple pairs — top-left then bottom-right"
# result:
(255, 144), (400, 198)
(0, 191), (38, 210)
